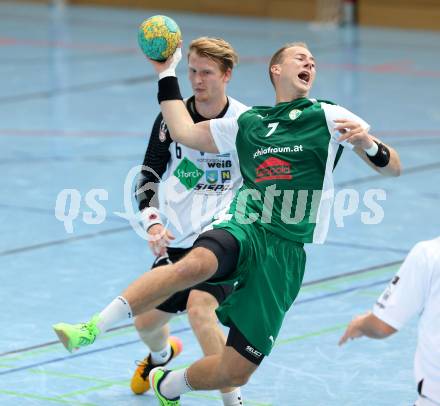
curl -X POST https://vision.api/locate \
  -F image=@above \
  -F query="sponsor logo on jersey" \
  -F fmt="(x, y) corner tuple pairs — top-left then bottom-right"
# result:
(221, 170), (231, 182)
(289, 109), (302, 120)
(173, 157), (204, 190)
(378, 275), (401, 306)
(206, 170), (218, 184)
(253, 145), (303, 159)
(245, 345), (262, 358)
(255, 157), (292, 183)
(159, 121), (168, 142)
(207, 160), (232, 168)
(194, 183), (232, 193)
(216, 153), (231, 158)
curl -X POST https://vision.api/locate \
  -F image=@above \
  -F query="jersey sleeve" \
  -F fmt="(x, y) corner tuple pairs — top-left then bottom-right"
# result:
(321, 103), (370, 150)
(373, 242), (430, 330)
(136, 113), (172, 211)
(209, 117), (240, 153)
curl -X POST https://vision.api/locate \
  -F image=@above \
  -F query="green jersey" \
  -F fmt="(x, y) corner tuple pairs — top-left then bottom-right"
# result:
(210, 97), (369, 244)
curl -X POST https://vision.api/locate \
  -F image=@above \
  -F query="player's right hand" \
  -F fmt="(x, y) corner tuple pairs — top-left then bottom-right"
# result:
(147, 42), (183, 76)
(148, 223), (175, 256)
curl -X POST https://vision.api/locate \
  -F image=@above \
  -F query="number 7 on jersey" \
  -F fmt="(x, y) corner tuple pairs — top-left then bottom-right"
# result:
(265, 122), (279, 137)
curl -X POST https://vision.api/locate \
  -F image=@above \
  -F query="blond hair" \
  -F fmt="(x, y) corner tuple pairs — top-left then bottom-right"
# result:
(268, 42), (309, 86)
(188, 37), (238, 73)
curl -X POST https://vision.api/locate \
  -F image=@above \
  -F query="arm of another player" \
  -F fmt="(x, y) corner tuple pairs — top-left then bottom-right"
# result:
(335, 118), (401, 177)
(136, 113), (175, 256)
(338, 311), (396, 345)
(339, 241), (430, 345)
(147, 46), (219, 153)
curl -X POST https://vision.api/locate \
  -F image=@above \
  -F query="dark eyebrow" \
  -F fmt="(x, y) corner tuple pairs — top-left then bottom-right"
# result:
(296, 53), (315, 62)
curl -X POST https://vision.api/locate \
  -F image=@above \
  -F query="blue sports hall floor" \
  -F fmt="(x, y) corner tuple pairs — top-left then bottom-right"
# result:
(1, 1), (439, 405)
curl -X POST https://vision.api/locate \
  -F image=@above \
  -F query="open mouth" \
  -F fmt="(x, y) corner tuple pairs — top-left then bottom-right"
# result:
(298, 71), (310, 85)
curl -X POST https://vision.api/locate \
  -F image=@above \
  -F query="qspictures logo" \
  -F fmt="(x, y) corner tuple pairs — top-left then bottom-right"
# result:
(255, 157), (292, 183)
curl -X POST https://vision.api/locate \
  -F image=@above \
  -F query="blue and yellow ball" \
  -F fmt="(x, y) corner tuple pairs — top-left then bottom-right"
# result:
(138, 15), (181, 61)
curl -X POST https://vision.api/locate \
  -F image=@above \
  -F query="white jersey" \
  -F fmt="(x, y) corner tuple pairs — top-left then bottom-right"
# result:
(158, 96), (248, 248)
(373, 237), (440, 403)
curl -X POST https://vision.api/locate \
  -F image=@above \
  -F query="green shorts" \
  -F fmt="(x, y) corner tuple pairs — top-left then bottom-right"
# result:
(213, 218), (306, 356)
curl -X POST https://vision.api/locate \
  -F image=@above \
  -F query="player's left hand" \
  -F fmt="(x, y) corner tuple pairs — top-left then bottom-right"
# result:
(334, 119), (375, 150)
(338, 312), (370, 345)
(148, 224), (175, 257)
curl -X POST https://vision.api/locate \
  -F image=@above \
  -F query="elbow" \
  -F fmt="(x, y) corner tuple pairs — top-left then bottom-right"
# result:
(380, 159), (401, 177)
(390, 164), (402, 177)
(389, 151), (402, 177)
(374, 323), (397, 339)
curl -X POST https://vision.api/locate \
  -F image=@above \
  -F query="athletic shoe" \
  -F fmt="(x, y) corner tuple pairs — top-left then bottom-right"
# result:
(52, 314), (101, 353)
(131, 336), (183, 395)
(149, 367), (180, 405)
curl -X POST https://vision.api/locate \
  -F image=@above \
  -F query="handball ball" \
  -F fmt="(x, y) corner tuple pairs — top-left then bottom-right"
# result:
(138, 15), (181, 61)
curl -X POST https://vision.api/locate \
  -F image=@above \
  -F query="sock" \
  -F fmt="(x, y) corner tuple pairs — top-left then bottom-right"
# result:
(151, 342), (172, 365)
(96, 296), (132, 333)
(160, 368), (193, 399)
(221, 388), (243, 406)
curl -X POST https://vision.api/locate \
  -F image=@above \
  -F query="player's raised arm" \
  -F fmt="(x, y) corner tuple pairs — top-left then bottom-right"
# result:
(321, 102), (401, 177)
(148, 47), (219, 153)
(334, 118), (401, 177)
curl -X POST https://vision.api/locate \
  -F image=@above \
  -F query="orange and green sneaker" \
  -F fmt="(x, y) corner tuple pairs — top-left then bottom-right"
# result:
(149, 367), (180, 405)
(130, 336), (183, 395)
(52, 314), (101, 353)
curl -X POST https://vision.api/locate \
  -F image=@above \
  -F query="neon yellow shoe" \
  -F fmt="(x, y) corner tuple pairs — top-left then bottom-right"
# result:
(149, 367), (180, 405)
(52, 314), (101, 353)
(131, 336), (183, 395)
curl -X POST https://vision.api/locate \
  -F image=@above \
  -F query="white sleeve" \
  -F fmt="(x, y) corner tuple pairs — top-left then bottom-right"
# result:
(373, 242), (429, 330)
(321, 103), (370, 150)
(210, 117), (240, 153)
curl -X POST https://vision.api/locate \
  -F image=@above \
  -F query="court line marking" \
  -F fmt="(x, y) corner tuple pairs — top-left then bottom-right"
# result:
(0, 73), (157, 105)
(297, 279), (389, 305)
(0, 226), (132, 257)
(29, 370), (270, 405)
(0, 275), (389, 404)
(300, 264), (399, 294)
(335, 161), (440, 187)
(0, 203), (127, 224)
(2, 135), (437, 166)
(0, 272), (399, 376)
(0, 129), (438, 139)
(302, 260), (400, 287)
(0, 153), (142, 164)
(324, 240), (407, 254)
(0, 129), (145, 138)
(9, 321), (350, 405)
(0, 388), (98, 406)
(0, 260), (401, 359)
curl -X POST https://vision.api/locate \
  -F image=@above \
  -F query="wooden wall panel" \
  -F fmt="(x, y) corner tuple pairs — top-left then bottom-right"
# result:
(12, 0), (51, 3)
(269, 1), (315, 21)
(23, 0), (440, 30)
(358, 0), (440, 30)
(70, 0), (321, 21)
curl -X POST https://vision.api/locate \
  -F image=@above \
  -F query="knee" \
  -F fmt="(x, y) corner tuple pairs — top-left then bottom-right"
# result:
(134, 316), (145, 331)
(186, 291), (218, 329)
(223, 367), (252, 387)
(174, 249), (218, 282)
